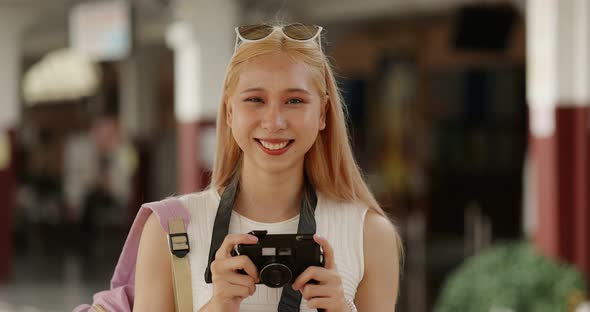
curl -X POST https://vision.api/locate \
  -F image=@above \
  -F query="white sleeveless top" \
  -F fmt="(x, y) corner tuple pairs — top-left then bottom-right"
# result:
(178, 189), (368, 311)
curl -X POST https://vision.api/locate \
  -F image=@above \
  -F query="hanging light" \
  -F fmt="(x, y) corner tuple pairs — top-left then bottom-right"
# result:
(22, 48), (102, 105)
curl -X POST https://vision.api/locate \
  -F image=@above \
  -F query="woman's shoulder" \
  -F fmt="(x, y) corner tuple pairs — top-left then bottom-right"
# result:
(318, 193), (369, 217)
(176, 187), (218, 201)
(173, 188), (220, 213)
(318, 194), (397, 237)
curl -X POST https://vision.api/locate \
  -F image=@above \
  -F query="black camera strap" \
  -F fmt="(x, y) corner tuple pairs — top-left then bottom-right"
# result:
(278, 176), (318, 312)
(204, 172), (318, 312)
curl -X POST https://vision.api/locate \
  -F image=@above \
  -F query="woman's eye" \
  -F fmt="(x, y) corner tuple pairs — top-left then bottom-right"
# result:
(245, 97), (263, 103)
(286, 98), (303, 104)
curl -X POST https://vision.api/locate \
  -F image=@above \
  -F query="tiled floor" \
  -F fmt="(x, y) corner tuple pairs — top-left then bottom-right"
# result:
(0, 254), (108, 311)
(0, 225), (125, 312)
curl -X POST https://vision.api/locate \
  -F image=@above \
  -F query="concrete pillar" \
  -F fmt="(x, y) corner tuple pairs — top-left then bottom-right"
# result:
(527, 0), (590, 282)
(0, 8), (30, 281)
(166, 0), (236, 194)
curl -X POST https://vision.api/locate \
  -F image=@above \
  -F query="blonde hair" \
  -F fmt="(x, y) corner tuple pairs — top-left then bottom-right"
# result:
(211, 28), (402, 257)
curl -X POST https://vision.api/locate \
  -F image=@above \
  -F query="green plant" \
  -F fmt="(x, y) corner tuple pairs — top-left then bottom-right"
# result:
(434, 241), (587, 312)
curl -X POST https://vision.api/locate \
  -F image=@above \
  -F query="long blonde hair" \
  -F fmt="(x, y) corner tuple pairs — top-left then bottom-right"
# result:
(211, 27), (394, 224)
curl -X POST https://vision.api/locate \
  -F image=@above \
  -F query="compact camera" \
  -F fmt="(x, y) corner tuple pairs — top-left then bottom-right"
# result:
(231, 230), (324, 288)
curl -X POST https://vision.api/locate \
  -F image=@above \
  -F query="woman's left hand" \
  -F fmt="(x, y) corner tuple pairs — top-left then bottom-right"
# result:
(291, 234), (348, 312)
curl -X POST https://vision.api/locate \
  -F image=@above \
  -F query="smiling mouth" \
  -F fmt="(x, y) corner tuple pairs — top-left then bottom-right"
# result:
(255, 139), (294, 151)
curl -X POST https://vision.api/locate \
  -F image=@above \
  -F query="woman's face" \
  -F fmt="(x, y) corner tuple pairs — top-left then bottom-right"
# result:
(227, 52), (327, 175)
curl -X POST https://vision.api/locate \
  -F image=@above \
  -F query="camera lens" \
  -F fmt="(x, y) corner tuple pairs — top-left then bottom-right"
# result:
(259, 263), (292, 288)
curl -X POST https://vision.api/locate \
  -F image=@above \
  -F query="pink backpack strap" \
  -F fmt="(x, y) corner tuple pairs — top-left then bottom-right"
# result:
(110, 197), (190, 289)
(73, 197), (191, 312)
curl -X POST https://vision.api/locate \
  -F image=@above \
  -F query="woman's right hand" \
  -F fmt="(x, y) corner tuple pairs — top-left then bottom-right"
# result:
(204, 233), (260, 312)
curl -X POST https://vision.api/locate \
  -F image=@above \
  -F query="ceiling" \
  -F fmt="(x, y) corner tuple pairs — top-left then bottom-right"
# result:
(1, 0), (526, 58)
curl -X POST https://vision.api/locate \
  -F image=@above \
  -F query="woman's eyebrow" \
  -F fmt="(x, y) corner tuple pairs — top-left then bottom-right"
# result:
(285, 88), (311, 95)
(240, 87), (264, 94)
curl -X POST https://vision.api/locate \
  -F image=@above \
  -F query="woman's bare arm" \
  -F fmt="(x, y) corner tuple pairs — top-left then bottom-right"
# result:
(133, 214), (175, 312)
(354, 210), (401, 311)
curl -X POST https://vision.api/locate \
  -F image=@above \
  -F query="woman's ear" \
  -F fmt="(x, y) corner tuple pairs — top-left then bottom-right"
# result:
(225, 100), (233, 128)
(319, 95), (329, 130)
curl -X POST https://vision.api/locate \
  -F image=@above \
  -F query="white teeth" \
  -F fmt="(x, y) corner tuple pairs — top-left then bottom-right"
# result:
(259, 140), (289, 150)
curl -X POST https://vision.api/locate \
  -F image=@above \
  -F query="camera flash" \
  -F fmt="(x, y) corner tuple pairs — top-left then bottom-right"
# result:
(262, 247), (276, 256)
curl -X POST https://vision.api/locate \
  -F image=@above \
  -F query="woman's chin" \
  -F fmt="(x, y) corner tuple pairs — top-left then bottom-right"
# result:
(251, 158), (304, 175)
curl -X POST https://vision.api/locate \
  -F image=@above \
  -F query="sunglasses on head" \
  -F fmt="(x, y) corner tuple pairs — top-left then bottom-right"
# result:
(234, 24), (323, 52)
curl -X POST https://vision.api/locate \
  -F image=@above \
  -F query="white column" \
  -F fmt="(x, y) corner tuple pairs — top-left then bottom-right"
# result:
(569, 0), (590, 105)
(168, 0), (237, 122)
(526, 0), (559, 138)
(527, 0), (590, 136)
(526, 0), (590, 280)
(166, 21), (202, 123)
(166, 0), (237, 193)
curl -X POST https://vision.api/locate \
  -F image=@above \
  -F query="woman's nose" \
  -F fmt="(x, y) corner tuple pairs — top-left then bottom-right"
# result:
(261, 104), (287, 132)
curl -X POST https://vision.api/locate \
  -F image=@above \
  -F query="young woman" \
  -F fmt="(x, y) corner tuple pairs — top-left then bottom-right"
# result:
(133, 24), (401, 312)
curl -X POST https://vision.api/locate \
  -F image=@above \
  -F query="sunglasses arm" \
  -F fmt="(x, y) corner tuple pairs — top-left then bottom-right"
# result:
(233, 34), (240, 53)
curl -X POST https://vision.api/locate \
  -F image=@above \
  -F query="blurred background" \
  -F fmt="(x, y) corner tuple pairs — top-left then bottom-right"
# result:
(0, 0), (588, 311)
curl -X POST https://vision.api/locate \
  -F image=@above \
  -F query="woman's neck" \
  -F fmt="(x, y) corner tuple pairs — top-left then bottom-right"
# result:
(234, 160), (304, 223)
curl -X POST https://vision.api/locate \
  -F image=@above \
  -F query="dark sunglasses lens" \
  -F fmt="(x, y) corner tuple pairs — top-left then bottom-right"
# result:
(238, 24), (274, 40)
(283, 24), (320, 40)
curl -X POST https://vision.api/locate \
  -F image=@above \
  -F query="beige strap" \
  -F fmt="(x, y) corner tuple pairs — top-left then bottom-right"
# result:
(92, 304), (108, 312)
(168, 219), (193, 312)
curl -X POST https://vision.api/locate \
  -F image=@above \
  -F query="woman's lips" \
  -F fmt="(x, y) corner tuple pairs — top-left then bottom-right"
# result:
(255, 139), (294, 155)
